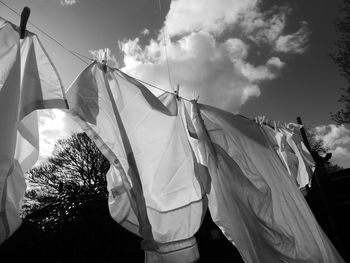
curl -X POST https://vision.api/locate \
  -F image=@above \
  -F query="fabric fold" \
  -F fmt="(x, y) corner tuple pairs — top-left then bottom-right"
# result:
(186, 101), (344, 263)
(66, 63), (207, 262)
(0, 17), (67, 244)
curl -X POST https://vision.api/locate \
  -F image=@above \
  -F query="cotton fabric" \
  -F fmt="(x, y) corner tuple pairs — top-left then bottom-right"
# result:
(66, 62), (207, 262)
(187, 102), (344, 263)
(0, 17), (67, 244)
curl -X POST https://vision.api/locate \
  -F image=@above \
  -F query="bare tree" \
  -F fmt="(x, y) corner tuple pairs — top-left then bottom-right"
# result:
(331, 0), (350, 125)
(23, 133), (110, 231)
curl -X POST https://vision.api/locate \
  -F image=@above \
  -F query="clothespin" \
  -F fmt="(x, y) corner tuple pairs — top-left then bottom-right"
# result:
(101, 48), (109, 73)
(254, 116), (265, 125)
(192, 90), (199, 102)
(258, 115), (265, 125)
(174, 84), (180, 99)
(20, 7), (30, 39)
(256, 116), (261, 124)
(265, 117), (270, 126)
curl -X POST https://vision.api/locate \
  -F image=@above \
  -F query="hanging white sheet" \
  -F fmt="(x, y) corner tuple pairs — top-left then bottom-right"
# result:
(66, 62), (207, 262)
(0, 17), (67, 244)
(186, 101), (344, 263)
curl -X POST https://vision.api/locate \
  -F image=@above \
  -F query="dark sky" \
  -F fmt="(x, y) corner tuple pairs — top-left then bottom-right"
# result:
(240, 0), (346, 125)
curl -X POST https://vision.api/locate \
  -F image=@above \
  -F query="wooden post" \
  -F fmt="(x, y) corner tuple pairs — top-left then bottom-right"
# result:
(20, 7), (30, 39)
(297, 117), (344, 255)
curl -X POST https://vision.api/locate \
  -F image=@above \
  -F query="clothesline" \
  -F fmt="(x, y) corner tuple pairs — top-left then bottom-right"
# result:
(157, 0), (173, 92)
(0, 2), (328, 124)
(0, 14), (346, 262)
(0, 1), (191, 101)
(0, 0), (90, 64)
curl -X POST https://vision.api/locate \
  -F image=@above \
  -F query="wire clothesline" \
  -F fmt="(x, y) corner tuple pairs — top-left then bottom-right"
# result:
(0, 0), (192, 101)
(158, 0), (174, 92)
(0, 0), (90, 64)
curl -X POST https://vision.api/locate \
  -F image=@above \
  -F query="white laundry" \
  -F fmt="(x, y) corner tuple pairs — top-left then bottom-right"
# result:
(0, 17), (67, 244)
(187, 101), (344, 263)
(66, 62), (207, 262)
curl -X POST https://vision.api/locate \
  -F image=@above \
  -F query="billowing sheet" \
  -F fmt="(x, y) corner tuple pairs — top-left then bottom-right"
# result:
(186, 101), (344, 263)
(66, 62), (207, 262)
(0, 17), (67, 244)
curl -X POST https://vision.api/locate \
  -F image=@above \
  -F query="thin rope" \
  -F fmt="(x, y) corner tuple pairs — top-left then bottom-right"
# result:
(114, 67), (191, 101)
(133, 75), (191, 102)
(136, 76), (171, 94)
(1, 0), (192, 101)
(158, 0), (174, 92)
(27, 22), (90, 64)
(0, 0), (90, 65)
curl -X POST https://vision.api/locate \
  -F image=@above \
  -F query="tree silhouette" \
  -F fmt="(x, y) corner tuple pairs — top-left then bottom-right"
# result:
(307, 126), (343, 172)
(2, 133), (147, 263)
(331, 0), (350, 125)
(23, 132), (110, 232)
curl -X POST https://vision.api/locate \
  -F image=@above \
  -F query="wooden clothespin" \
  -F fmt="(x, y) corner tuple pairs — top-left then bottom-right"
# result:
(258, 115), (265, 125)
(174, 84), (180, 99)
(20, 7), (30, 39)
(101, 48), (109, 73)
(192, 90), (199, 102)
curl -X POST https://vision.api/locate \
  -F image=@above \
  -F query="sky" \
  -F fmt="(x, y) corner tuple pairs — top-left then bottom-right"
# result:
(1, 0), (349, 168)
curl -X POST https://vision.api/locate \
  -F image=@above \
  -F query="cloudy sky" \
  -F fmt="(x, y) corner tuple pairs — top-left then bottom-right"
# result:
(1, 0), (349, 168)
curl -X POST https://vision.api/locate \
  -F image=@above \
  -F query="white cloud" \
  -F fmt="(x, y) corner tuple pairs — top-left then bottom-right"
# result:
(239, 6), (290, 46)
(313, 124), (350, 168)
(118, 0), (301, 111)
(38, 109), (81, 161)
(117, 0), (310, 112)
(165, 0), (258, 36)
(333, 146), (350, 157)
(330, 146), (350, 168)
(59, 0), (78, 6)
(275, 21), (311, 54)
(238, 57), (285, 82)
(141, 28), (150, 36)
(314, 124), (350, 148)
(239, 6), (310, 54)
(119, 31), (284, 111)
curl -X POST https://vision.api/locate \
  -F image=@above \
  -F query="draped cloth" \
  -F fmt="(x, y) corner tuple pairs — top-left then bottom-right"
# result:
(66, 62), (207, 262)
(66, 60), (344, 262)
(0, 17), (68, 244)
(186, 101), (344, 263)
(0, 13), (344, 263)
